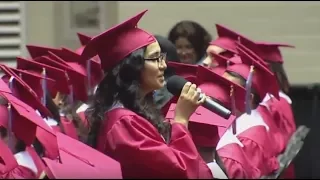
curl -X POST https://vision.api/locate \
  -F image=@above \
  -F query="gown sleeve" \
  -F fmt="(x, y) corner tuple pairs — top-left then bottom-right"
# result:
(237, 126), (279, 176)
(2, 165), (36, 179)
(105, 115), (213, 179)
(218, 144), (261, 179)
(60, 116), (79, 140)
(257, 105), (287, 155)
(267, 98), (296, 141)
(216, 130), (261, 179)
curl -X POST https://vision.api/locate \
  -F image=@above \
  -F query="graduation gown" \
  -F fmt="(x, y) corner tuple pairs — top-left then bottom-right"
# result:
(259, 91), (296, 179)
(59, 115), (79, 141)
(260, 91), (296, 147)
(35, 110), (61, 133)
(233, 110), (279, 176)
(57, 103), (90, 141)
(46, 132), (122, 179)
(96, 107), (213, 179)
(216, 129), (261, 179)
(76, 103), (89, 129)
(0, 140), (36, 179)
(57, 103), (90, 142)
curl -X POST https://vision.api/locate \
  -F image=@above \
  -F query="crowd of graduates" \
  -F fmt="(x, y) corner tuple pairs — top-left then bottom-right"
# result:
(0, 9), (308, 179)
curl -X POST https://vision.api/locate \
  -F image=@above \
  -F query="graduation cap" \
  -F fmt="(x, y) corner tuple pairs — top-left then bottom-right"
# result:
(197, 66), (246, 135)
(81, 10), (156, 71)
(0, 91), (54, 146)
(0, 64), (53, 118)
(0, 139), (36, 178)
(26, 45), (61, 59)
(210, 24), (253, 54)
(211, 66), (226, 76)
(59, 48), (103, 95)
(255, 42), (295, 63)
(4, 67), (56, 102)
(16, 56), (70, 95)
(43, 53), (88, 103)
(77, 33), (92, 46)
(197, 66), (246, 113)
(165, 103), (237, 148)
(167, 61), (198, 81)
(211, 52), (242, 68)
(75, 33), (97, 70)
(0, 77), (12, 94)
(41, 132), (122, 179)
(226, 42), (280, 114)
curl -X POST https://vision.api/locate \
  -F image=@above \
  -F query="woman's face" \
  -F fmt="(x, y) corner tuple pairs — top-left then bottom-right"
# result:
(140, 41), (167, 94)
(52, 92), (68, 109)
(202, 45), (226, 68)
(223, 71), (254, 113)
(175, 37), (197, 64)
(222, 71), (243, 87)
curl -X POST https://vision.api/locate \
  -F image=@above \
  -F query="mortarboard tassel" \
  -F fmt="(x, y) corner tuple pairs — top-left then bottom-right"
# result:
(7, 103), (14, 151)
(41, 68), (47, 106)
(226, 60), (230, 67)
(245, 65), (254, 114)
(65, 72), (74, 104)
(7, 76), (14, 151)
(87, 59), (92, 96)
(230, 85), (237, 135)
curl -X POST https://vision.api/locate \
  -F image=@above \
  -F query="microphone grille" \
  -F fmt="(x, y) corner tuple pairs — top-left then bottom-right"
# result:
(166, 75), (187, 96)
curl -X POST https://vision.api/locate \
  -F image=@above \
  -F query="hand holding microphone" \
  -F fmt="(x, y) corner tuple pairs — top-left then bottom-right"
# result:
(174, 82), (206, 125)
(166, 75), (232, 125)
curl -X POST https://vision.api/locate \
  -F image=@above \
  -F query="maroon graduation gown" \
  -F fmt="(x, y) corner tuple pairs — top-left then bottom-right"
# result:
(96, 107), (214, 179)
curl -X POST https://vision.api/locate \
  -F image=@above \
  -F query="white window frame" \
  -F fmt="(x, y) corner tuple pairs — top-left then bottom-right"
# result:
(62, 1), (107, 40)
(0, 1), (24, 68)
(20, 1), (27, 58)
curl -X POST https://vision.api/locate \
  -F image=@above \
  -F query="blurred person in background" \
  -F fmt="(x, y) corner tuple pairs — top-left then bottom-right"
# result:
(168, 20), (212, 65)
(153, 35), (179, 109)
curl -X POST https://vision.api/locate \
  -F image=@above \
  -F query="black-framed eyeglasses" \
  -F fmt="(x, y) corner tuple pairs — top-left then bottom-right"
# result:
(144, 52), (167, 64)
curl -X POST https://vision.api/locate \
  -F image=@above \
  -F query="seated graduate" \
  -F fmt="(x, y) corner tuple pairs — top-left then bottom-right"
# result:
(0, 69), (122, 179)
(237, 40), (297, 179)
(32, 52), (91, 142)
(15, 54), (90, 143)
(207, 25), (289, 159)
(163, 64), (261, 179)
(0, 63), (62, 160)
(221, 42), (281, 176)
(82, 10), (213, 179)
(207, 24), (296, 177)
(240, 39), (297, 146)
(0, 78), (55, 179)
(25, 34), (103, 142)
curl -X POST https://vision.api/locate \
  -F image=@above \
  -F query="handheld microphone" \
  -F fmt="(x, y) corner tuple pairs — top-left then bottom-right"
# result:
(166, 75), (232, 119)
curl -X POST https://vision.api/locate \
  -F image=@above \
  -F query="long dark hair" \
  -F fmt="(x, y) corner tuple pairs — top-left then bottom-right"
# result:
(226, 71), (261, 108)
(45, 92), (61, 123)
(86, 47), (171, 148)
(33, 92), (61, 156)
(267, 61), (290, 94)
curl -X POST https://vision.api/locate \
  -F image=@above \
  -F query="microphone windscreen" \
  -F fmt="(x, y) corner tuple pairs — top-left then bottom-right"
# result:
(166, 75), (188, 96)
